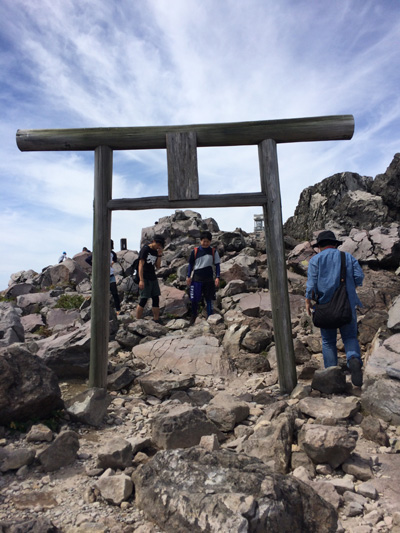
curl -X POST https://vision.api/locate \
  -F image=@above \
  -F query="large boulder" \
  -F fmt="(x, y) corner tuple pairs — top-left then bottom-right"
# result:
(361, 333), (400, 425)
(132, 335), (232, 377)
(133, 448), (338, 533)
(35, 323), (91, 378)
(340, 225), (400, 269)
(0, 344), (63, 425)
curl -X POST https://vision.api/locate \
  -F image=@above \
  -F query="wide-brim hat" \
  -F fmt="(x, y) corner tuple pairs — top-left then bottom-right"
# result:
(312, 230), (342, 248)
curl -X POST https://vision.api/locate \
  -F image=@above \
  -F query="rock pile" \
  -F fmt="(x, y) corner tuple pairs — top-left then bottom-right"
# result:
(0, 156), (400, 533)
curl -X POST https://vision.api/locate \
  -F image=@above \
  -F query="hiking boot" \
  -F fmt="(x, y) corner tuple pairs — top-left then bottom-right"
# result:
(153, 318), (163, 325)
(349, 357), (363, 387)
(189, 316), (197, 326)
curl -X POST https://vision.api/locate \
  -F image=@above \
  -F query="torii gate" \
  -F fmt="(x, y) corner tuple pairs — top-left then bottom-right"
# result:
(16, 115), (354, 394)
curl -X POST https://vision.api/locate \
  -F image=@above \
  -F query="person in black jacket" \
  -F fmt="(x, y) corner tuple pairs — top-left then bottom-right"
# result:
(135, 235), (165, 323)
(186, 231), (221, 325)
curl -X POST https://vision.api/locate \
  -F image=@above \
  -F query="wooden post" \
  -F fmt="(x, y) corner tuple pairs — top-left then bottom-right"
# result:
(89, 145), (113, 388)
(166, 131), (199, 201)
(258, 139), (297, 394)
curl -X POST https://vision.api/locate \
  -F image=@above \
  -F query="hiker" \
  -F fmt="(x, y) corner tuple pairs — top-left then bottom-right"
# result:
(110, 241), (121, 314)
(186, 230), (221, 325)
(305, 230), (364, 386)
(58, 251), (67, 263)
(84, 241), (121, 314)
(135, 235), (165, 323)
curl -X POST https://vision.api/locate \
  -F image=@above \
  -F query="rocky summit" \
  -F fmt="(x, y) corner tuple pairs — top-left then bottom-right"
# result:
(0, 154), (400, 533)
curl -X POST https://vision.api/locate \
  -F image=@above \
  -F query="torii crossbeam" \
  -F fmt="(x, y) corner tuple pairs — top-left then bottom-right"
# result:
(17, 115), (354, 393)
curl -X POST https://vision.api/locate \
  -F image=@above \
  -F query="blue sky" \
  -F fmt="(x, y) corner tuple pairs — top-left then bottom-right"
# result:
(1, 0), (399, 290)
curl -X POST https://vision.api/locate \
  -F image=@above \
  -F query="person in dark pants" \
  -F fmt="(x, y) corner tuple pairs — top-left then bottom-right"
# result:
(305, 230), (364, 386)
(85, 241), (121, 314)
(109, 243), (121, 314)
(135, 235), (165, 323)
(186, 231), (221, 325)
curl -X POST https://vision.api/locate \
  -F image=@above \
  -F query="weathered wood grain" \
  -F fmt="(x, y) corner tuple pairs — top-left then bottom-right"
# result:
(258, 139), (297, 394)
(166, 131), (199, 201)
(16, 115), (354, 151)
(108, 192), (268, 210)
(89, 146), (113, 388)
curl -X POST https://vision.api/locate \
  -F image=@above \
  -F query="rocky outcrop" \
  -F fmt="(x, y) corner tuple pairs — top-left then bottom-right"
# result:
(284, 153), (400, 241)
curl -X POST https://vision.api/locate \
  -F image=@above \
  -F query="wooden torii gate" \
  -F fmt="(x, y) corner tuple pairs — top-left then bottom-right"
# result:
(16, 115), (354, 394)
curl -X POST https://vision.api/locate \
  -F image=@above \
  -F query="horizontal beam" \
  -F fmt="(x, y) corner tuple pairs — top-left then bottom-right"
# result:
(16, 115), (354, 152)
(108, 192), (268, 211)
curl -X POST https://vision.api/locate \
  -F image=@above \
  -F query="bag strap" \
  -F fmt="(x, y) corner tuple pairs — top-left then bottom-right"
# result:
(340, 251), (346, 284)
(194, 247), (215, 262)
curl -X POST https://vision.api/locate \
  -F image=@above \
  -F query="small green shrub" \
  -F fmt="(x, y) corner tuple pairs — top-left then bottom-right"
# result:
(167, 273), (178, 283)
(36, 326), (53, 337)
(55, 294), (85, 310)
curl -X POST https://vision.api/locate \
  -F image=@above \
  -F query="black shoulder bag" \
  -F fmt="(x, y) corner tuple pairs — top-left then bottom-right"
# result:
(312, 252), (352, 329)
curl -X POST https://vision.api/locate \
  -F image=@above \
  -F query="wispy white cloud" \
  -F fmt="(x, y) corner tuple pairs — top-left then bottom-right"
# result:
(1, 0), (399, 288)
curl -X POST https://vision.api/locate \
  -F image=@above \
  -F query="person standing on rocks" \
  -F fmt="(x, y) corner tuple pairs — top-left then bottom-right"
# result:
(135, 235), (165, 323)
(305, 230), (364, 386)
(186, 231), (221, 325)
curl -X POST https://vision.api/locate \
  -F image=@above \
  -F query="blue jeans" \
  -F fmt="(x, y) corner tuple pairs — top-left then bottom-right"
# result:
(320, 314), (362, 368)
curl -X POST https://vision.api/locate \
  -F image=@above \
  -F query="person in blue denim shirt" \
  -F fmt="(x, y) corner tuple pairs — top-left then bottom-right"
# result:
(305, 230), (364, 386)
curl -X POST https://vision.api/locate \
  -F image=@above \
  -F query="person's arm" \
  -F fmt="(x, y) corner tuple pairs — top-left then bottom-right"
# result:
(215, 262), (220, 288)
(186, 250), (195, 286)
(352, 257), (364, 287)
(305, 258), (318, 315)
(155, 248), (163, 269)
(138, 259), (145, 289)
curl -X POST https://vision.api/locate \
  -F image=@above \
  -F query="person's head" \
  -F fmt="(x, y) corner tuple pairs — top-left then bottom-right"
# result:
(200, 231), (212, 248)
(152, 235), (165, 250)
(313, 230), (342, 250)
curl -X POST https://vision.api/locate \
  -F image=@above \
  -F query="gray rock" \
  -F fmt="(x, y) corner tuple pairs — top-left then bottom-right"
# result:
(362, 334), (400, 424)
(97, 438), (133, 470)
(311, 366), (346, 395)
(298, 396), (360, 423)
(133, 335), (232, 377)
(342, 453), (373, 481)
(388, 295), (400, 331)
(66, 388), (111, 427)
(298, 424), (358, 469)
(26, 423), (53, 442)
(242, 411), (294, 473)
(0, 344), (63, 425)
(360, 415), (390, 447)
(37, 430), (80, 472)
(0, 447), (35, 472)
(138, 371), (195, 399)
(341, 225), (400, 269)
(16, 291), (57, 315)
(205, 392), (249, 432)
(20, 313), (44, 334)
(151, 405), (224, 450)
(0, 304), (24, 347)
(132, 448), (338, 533)
(95, 470), (133, 505)
(241, 328), (273, 353)
(107, 366), (136, 391)
(35, 323), (91, 378)
(0, 518), (59, 532)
